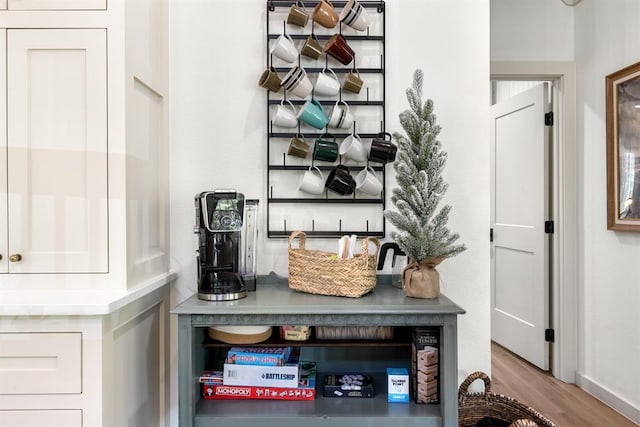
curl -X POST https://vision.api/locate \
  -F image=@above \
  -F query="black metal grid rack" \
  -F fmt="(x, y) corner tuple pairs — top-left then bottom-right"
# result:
(266, 0), (386, 238)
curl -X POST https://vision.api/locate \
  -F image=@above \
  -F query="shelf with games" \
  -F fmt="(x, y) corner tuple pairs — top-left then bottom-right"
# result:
(263, 0), (388, 239)
(172, 281), (465, 427)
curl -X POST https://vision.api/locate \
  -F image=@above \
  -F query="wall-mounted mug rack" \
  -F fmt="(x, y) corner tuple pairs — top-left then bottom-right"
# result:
(264, 0), (386, 238)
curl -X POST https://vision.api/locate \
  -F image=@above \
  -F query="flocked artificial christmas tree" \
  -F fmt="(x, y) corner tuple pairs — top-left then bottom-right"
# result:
(384, 69), (466, 298)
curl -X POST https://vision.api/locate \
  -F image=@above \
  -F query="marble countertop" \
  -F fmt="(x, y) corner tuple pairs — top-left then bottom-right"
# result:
(0, 271), (176, 316)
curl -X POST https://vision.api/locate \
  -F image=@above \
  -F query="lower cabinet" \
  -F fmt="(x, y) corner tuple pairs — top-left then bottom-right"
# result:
(0, 283), (170, 427)
(0, 410), (82, 427)
(0, 332), (81, 394)
(173, 283), (465, 427)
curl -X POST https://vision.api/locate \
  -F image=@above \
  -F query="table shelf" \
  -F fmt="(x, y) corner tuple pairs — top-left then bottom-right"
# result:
(172, 280), (464, 427)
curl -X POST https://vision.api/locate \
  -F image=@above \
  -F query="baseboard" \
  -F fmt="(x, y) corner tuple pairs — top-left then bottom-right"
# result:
(576, 373), (640, 425)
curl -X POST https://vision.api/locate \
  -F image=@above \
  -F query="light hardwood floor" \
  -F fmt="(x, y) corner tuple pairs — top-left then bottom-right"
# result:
(490, 342), (638, 427)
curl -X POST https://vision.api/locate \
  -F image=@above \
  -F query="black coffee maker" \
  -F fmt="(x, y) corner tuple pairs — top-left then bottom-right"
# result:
(195, 190), (258, 301)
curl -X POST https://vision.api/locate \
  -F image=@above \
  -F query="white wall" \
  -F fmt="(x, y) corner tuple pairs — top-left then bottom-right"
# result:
(169, 0), (490, 424)
(490, 0), (574, 61)
(491, 0), (640, 423)
(573, 0), (640, 423)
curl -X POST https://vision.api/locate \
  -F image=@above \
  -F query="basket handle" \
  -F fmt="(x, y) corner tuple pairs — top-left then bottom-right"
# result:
(360, 236), (380, 258)
(510, 420), (540, 427)
(288, 231), (307, 250)
(458, 371), (492, 404)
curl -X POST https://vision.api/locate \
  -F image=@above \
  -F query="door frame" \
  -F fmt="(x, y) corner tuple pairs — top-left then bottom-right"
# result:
(491, 61), (578, 384)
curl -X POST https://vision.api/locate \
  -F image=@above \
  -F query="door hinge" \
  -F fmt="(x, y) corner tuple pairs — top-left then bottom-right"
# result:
(545, 112), (554, 126)
(490, 228), (493, 242)
(545, 329), (555, 343)
(545, 220), (554, 234)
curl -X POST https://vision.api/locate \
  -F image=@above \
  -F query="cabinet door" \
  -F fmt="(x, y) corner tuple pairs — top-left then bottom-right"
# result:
(7, 0), (104, 9)
(7, 29), (108, 273)
(0, 30), (6, 274)
(0, 410), (82, 427)
(0, 332), (82, 394)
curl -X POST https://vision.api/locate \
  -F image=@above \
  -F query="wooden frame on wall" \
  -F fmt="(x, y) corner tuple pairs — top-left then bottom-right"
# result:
(606, 61), (640, 231)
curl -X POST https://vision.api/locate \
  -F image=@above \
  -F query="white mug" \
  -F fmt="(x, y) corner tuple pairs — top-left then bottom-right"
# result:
(328, 100), (354, 129)
(281, 66), (313, 99)
(339, 0), (370, 31)
(355, 166), (382, 195)
(270, 33), (298, 63)
(339, 133), (367, 162)
(362, 138), (372, 159)
(314, 68), (340, 96)
(298, 166), (325, 195)
(272, 99), (298, 128)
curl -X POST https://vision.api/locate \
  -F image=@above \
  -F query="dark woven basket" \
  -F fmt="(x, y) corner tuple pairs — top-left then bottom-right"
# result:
(458, 372), (556, 427)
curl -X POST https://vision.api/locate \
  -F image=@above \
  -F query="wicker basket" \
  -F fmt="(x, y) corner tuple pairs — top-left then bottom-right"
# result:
(315, 325), (393, 340)
(288, 230), (380, 298)
(459, 372), (556, 427)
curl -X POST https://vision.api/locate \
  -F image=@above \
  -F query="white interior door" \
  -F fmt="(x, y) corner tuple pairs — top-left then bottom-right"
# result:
(490, 83), (550, 370)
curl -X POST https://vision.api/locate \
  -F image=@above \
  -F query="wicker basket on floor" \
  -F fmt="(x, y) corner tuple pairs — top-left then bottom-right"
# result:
(459, 371), (556, 427)
(288, 230), (380, 298)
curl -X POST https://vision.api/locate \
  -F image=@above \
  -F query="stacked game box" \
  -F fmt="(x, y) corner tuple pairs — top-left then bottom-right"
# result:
(226, 346), (292, 366)
(412, 327), (439, 404)
(223, 347), (299, 388)
(200, 347), (316, 401)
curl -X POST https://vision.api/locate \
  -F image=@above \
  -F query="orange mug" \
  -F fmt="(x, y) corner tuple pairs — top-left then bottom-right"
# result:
(312, 0), (338, 28)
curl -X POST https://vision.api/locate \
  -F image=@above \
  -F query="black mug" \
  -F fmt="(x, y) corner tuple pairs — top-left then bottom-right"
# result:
(369, 132), (397, 164)
(325, 165), (356, 195)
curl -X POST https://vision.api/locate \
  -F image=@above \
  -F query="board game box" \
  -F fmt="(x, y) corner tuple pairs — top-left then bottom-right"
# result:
(225, 346), (293, 366)
(202, 362), (316, 401)
(412, 327), (439, 404)
(323, 374), (374, 398)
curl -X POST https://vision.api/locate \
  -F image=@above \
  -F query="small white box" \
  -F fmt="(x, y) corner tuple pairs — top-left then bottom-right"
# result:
(387, 368), (409, 403)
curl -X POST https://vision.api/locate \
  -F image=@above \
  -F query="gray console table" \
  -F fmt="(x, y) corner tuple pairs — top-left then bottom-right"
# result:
(172, 280), (465, 427)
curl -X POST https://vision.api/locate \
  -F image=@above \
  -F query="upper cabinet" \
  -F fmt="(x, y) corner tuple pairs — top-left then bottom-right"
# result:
(0, 1), (169, 289)
(3, 29), (108, 274)
(3, 0), (105, 10)
(0, 32), (5, 273)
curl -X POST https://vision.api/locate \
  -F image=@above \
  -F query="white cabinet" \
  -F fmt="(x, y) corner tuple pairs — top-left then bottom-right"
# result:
(0, 0), (169, 289)
(6, 0), (105, 10)
(0, 2), (170, 426)
(2, 28), (108, 274)
(0, 31), (6, 273)
(0, 332), (82, 394)
(0, 283), (171, 427)
(0, 410), (82, 427)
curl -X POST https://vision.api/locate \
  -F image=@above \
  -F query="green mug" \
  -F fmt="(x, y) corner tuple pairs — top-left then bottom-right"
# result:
(313, 133), (338, 162)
